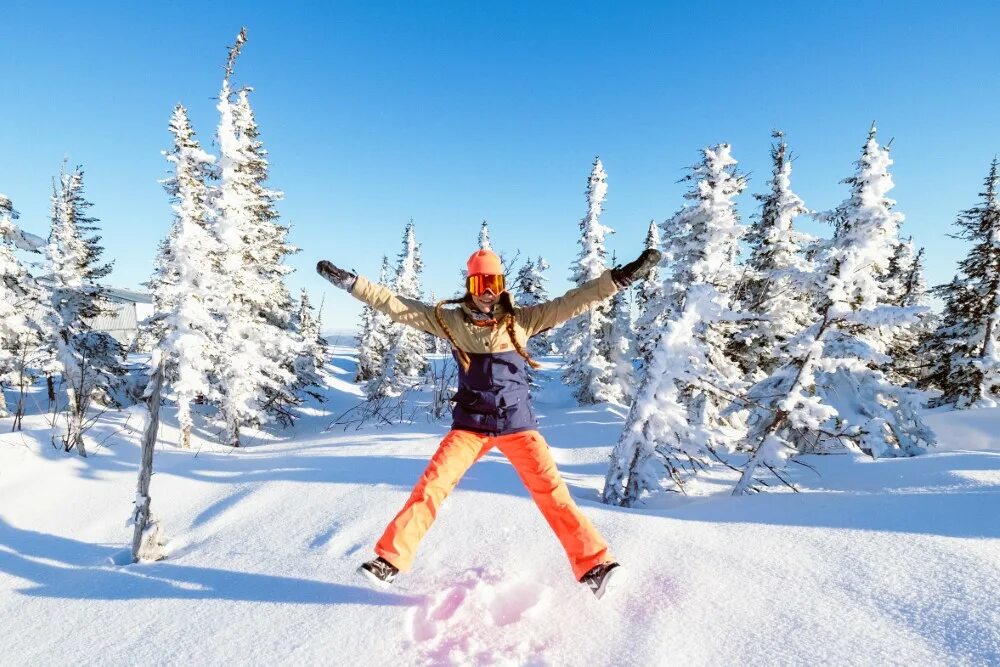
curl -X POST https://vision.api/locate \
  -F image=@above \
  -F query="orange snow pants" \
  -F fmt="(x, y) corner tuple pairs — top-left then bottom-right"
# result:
(374, 429), (612, 580)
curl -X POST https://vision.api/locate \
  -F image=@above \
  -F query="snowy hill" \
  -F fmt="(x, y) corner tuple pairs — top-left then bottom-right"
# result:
(2, 347), (999, 665)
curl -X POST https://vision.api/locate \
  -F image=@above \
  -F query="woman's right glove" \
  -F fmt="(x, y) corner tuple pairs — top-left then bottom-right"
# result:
(611, 248), (662, 287)
(316, 260), (358, 291)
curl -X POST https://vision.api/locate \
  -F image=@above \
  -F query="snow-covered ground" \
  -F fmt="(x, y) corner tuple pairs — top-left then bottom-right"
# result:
(2, 347), (998, 666)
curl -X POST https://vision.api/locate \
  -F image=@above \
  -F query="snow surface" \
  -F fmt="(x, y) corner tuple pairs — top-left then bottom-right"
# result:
(2, 347), (999, 665)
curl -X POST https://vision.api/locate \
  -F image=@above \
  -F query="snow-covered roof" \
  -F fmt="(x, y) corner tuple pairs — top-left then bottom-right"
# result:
(102, 286), (153, 304)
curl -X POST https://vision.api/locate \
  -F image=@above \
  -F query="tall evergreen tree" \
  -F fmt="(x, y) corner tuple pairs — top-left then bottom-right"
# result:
(633, 220), (663, 369)
(213, 29), (303, 444)
(356, 256), (393, 383)
(40, 165), (124, 456)
(514, 256), (555, 355)
(730, 131), (814, 382)
(604, 144), (749, 504)
(151, 105), (221, 449)
(731, 126), (935, 495)
(606, 254), (634, 403)
(884, 238), (932, 384)
(0, 194), (42, 421)
(478, 220), (492, 250)
(562, 157), (620, 404)
(381, 221), (429, 395)
(925, 159), (1000, 407)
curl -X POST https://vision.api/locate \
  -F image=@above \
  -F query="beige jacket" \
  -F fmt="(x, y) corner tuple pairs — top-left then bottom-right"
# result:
(350, 270), (619, 354)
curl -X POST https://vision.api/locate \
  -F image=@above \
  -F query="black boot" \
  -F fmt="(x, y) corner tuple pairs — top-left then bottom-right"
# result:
(580, 562), (621, 599)
(358, 556), (399, 587)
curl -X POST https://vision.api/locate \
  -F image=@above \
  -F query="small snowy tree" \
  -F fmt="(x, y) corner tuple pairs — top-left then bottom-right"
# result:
(40, 165), (124, 456)
(730, 131), (814, 382)
(293, 288), (326, 382)
(0, 194), (43, 423)
(633, 220), (663, 368)
(603, 144), (749, 503)
(883, 239), (932, 385)
(731, 125), (935, 496)
(606, 252), (634, 402)
(562, 157), (620, 404)
(514, 256), (555, 356)
(151, 104), (221, 449)
(380, 221), (429, 395)
(924, 159), (1000, 407)
(356, 256), (393, 383)
(478, 219), (492, 250)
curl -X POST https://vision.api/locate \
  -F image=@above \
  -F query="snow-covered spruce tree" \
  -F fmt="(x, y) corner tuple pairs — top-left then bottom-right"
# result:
(731, 126), (935, 495)
(633, 220), (663, 369)
(356, 255), (393, 383)
(40, 165), (124, 456)
(606, 252), (634, 402)
(562, 157), (620, 404)
(0, 194), (43, 422)
(729, 131), (814, 382)
(478, 219), (492, 250)
(603, 144), (749, 504)
(515, 256), (556, 356)
(291, 288), (326, 392)
(212, 29), (304, 445)
(925, 158), (1000, 407)
(883, 238), (932, 385)
(151, 105), (221, 449)
(379, 220), (428, 395)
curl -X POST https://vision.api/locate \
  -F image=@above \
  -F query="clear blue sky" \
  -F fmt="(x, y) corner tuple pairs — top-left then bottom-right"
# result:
(1, 1), (998, 330)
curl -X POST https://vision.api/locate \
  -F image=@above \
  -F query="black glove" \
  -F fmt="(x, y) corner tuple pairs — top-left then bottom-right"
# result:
(316, 260), (358, 291)
(611, 248), (662, 287)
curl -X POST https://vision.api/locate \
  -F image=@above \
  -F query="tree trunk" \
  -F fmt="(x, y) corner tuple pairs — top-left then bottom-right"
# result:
(46, 375), (56, 404)
(131, 361), (166, 563)
(65, 387), (86, 457)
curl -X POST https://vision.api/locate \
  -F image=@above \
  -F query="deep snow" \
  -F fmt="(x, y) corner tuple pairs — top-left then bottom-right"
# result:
(2, 347), (998, 666)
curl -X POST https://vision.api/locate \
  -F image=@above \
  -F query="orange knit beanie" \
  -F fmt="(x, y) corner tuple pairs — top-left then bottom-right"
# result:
(466, 249), (503, 276)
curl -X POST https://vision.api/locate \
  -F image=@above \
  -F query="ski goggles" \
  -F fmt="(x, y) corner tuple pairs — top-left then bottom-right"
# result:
(467, 273), (505, 296)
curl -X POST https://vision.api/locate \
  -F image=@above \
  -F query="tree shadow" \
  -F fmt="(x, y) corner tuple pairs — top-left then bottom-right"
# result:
(0, 517), (416, 606)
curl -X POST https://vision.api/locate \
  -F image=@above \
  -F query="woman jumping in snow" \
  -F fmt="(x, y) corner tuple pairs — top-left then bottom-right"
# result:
(317, 246), (659, 598)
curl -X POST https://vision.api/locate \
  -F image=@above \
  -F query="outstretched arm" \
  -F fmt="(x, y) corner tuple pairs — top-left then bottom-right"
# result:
(517, 248), (662, 338)
(317, 260), (446, 338)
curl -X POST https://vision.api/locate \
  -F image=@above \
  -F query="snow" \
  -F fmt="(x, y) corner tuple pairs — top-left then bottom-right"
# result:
(2, 348), (999, 665)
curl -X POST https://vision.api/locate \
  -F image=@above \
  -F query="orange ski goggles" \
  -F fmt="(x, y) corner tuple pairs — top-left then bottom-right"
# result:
(467, 273), (505, 296)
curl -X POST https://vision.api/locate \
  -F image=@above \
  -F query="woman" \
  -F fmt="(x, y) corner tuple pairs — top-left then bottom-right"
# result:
(317, 246), (659, 598)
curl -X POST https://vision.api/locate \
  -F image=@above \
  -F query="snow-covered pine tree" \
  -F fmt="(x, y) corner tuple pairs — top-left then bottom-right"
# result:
(356, 256), (393, 383)
(151, 105), (221, 449)
(292, 288), (326, 389)
(925, 158), (1000, 407)
(883, 238), (932, 385)
(212, 29), (303, 445)
(603, 144), (748, 504)
(562, 157), (620, 404)
(633, 220), (663, 368)
(40, 165), (124, 456)
(514, 256), (555, 356)
(0, 194), (42, 422)
(380, 220), (429, 395)
(606, 252), (634, 402)
(729, 131), (814, 382)
(478, 220), (492, 250)
(731, 125), (935, 496)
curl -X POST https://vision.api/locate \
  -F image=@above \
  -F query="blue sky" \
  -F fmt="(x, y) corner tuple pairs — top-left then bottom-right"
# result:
(1, 1), (998, 330)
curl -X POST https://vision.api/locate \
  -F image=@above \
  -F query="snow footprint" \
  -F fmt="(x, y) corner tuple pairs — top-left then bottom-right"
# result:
(407, 568), (551, 665)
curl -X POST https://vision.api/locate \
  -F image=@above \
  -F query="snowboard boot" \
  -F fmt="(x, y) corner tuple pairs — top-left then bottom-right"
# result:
(580, 562), (621, 599)
(358, 556), (399, 587)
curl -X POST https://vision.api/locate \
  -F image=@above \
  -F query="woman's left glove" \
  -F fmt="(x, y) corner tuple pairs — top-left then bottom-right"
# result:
(611, 248), (662, 287)
(316, 260), (358, 291)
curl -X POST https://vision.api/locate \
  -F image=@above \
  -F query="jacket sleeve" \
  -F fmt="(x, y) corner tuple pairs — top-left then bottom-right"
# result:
(518, 270), (618, 338)
(350, 275), (447, 338)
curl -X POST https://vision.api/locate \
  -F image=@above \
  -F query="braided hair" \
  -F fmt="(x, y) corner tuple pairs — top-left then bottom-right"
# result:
(433, 292), (541, 372)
